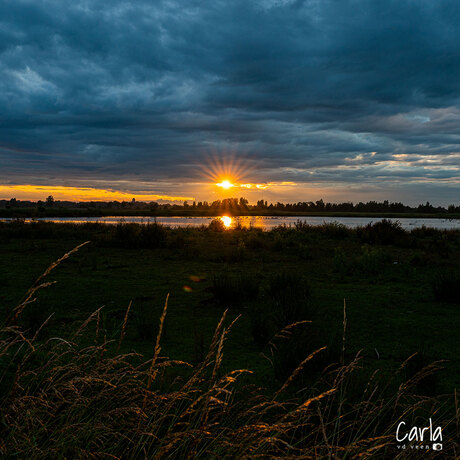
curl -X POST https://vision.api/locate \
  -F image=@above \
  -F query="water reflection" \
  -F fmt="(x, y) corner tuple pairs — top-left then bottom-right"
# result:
(1, 215), (459, 230)
(220, 216), (232, 228)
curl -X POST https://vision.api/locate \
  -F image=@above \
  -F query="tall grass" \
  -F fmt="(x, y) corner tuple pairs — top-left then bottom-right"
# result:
(0, 244), (458, 458)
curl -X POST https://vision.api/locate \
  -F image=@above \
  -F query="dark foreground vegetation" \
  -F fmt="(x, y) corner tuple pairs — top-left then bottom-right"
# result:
(0, 220), (459, 457)
(2, 196), (460, 218)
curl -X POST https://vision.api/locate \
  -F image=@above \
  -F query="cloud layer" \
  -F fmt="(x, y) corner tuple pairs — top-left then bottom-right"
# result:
(1, 0), (460, 203)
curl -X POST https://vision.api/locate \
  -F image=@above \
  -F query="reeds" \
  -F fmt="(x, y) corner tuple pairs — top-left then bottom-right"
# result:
(2, 310), (456, 458)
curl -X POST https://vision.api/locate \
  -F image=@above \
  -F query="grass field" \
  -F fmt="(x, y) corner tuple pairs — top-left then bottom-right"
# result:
(0, 219), (458, 457)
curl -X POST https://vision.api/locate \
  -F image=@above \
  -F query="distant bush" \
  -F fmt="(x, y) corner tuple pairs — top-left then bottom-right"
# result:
(208, 218), (226, 231)
(357, 219), (406, 245)
(319, 222), (350, 239)
(294, 220), (312, 231)
(294, 221), (350, 239)
(100, 222), (168, 249)
(410, 226), (443, 239)
(432, 270), (460, 304)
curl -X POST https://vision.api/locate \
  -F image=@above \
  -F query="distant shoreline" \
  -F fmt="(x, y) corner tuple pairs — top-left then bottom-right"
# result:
(1, 209), (459, 219)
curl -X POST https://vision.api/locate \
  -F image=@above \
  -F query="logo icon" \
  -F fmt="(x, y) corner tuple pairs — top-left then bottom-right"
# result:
(395, 418), (443, 451)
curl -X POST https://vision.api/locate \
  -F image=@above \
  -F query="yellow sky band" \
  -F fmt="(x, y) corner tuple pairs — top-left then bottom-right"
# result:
(0, 185), (194, 202)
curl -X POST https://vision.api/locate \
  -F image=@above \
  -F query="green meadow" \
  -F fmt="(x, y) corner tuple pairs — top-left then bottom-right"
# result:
(0, 219), (458, 457)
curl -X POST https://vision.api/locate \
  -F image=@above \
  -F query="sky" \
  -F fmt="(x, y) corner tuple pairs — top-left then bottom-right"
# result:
(1, 0), (460, 205)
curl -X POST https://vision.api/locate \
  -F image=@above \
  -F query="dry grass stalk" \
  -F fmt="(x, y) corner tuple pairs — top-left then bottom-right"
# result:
(274, 346), (327, 398)
(8, 241), (90, 324)
(142, 294), (169, 411)
(118, 300), (132, 351)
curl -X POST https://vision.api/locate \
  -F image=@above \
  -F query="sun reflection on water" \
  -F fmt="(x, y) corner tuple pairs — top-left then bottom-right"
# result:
(220, 216), (232, 228)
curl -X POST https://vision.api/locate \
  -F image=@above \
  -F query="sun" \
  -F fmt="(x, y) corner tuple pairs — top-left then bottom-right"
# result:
(216, 180), (234, 189)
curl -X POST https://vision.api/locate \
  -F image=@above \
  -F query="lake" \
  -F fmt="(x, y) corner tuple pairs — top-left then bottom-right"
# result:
(2, 215), (460, 230)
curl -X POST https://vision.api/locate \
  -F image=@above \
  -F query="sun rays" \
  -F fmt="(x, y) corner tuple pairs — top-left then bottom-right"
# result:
(198, 151), (273, 192)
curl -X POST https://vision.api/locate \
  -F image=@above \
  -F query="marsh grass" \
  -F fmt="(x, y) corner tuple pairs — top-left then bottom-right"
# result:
(0, 241), (459, 458)
(357, 219), (407, 245)
(334, 245), (392, 278)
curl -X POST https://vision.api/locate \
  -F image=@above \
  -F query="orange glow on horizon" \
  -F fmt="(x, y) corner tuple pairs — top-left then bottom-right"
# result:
(0, 185), (194, 202)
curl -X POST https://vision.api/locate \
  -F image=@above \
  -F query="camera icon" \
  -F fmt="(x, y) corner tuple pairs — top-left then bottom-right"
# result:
(432, 443), (443, 451)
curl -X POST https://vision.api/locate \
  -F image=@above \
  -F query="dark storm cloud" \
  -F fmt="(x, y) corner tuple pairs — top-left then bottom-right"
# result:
(1, 0), (460, 202)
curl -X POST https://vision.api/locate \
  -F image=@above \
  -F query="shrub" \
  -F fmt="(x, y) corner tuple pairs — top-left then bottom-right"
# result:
(319, 222), (350, 239)
(293, 220), (311, 231)
(357, 219), (406, 245)
(208, 218), (225, 231)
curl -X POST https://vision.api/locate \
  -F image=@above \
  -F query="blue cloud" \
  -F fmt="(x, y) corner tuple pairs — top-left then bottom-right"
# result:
(1, 0), (460, 203)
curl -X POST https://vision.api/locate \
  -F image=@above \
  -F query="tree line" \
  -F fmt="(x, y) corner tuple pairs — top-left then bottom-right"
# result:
(1, 196), (460, 214)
